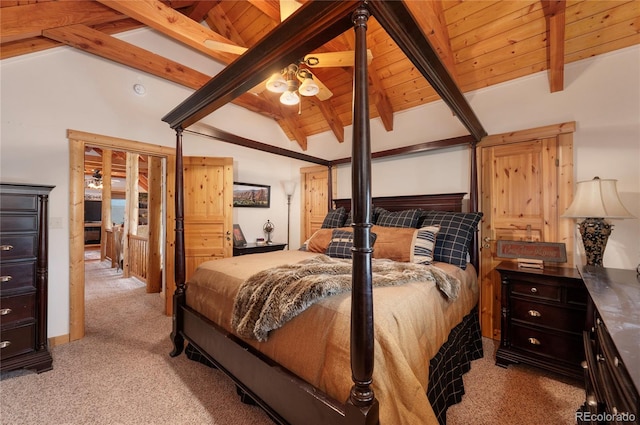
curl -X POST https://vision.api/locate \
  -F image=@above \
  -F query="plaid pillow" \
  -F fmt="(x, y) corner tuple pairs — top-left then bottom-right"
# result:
(420, 211), (482, 269)
(325, 229), (377, 259)
(321, 207), (347, 228)
(412, 225), (440, 265)
(375, 209), (422, 228)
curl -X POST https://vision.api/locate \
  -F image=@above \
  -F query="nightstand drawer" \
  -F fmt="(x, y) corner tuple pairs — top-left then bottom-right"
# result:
(511, 281), (561, 302)
(0, 293), (36, 325)
(0, 261), (36, 293)
(0, 323), (35, 360)
(511, 298), (585, 333)
(0, 235), (37, 260)
(511, 324), (584, 365)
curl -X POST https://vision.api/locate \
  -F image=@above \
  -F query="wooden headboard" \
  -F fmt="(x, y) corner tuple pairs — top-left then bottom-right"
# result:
(333, 193), (465, 213)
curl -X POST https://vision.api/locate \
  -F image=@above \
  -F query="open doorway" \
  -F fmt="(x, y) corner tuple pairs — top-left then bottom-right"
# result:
(68, 130), (176, 342)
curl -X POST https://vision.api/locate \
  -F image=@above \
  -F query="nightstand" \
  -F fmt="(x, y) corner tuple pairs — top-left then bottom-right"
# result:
(233, 242), (287, 256)
(495, 261), (587, 380)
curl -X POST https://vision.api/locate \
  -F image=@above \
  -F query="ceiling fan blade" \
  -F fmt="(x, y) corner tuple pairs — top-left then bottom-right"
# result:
(280, 0), (302, 21)
(307, 71), (333, 101)
(204, 39), (247, 55)
(303, 50), (373, 68)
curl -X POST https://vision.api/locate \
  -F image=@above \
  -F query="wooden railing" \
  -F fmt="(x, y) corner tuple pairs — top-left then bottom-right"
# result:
(104, 228), (114, 264)
(128, 234), (148, 282)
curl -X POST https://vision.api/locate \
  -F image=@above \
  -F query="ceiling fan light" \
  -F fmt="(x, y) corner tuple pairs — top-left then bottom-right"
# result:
(299, 76), (319, 97)
(280, 90), (300, 105)
(266, 72), (287, 93)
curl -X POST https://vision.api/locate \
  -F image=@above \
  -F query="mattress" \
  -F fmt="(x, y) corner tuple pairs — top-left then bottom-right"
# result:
(185, 250), (479, 424)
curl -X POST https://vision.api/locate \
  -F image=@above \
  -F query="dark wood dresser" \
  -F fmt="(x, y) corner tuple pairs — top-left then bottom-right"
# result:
(0, 183), (54, 373)
(495, 261), (587, 380)
(577, 266), (639, 425)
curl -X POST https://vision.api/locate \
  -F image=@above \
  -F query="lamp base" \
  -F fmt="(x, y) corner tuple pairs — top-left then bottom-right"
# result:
(579, 218), (612, 267)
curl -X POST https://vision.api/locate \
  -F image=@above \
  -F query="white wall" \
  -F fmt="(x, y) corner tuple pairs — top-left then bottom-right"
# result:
(1, 26), (638, 340)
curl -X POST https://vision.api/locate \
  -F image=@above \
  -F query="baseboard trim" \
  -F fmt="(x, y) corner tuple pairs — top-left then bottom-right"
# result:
(49, 334), (70, 347)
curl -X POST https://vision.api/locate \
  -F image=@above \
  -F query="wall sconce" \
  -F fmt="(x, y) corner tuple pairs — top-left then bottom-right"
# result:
(562, 177), (635, 266)
(283, 181), (297, 250)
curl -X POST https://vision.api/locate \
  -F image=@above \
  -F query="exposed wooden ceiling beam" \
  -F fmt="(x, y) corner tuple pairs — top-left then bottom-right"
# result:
(0, 0), (127, 43)
(309, 98), (345, 143)
(95, 0), (239, 64)
(543, 0), (566, 93)
(183, 0), (218, 23)
(42, 24), (282, 120)
(247, 0), (281, 22)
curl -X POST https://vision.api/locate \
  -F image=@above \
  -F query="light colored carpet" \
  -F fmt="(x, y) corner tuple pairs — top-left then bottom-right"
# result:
(0, 258), (583, 424)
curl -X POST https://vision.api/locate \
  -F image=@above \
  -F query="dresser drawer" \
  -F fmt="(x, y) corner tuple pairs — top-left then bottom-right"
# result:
(511, 323), (584, 365)
(511, 298), (585, 333)
(0, 193), (38, 212)
(511, 281), (561, 302)
(0, 323), (35, 360)
(0, 261), (36, 293)
(0, 234), (37, 260)
(0, 214), (38, 233)
(0, 293), (36, 325)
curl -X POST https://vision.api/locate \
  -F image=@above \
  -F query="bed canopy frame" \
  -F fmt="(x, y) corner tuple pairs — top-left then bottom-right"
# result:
(163, 2), (486, 424)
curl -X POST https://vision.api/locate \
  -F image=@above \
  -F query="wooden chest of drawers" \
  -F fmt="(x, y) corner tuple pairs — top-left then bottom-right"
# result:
(495, 261), (587, 380)
(0, 183), (54, 373)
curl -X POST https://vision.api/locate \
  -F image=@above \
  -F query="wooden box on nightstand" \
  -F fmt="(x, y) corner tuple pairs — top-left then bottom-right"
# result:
(495, 261), (587, 380)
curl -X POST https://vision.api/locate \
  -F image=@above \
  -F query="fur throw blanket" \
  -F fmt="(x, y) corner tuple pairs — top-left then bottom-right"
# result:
(231, 254), (460, 341)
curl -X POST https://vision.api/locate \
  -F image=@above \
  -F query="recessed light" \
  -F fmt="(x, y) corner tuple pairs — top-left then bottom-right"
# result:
(133, 83), (146, 96)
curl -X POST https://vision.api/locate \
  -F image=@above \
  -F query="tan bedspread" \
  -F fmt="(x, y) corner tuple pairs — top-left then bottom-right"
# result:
(186, 250), (479, 425)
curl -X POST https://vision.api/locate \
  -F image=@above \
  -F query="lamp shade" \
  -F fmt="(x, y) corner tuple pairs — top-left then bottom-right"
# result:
(562, 177), (634, 219)
(298, 76), (319, 97)
(283, 180), (296, 196)
(280, 90), (300, 105)
(266, 72), (287, 93)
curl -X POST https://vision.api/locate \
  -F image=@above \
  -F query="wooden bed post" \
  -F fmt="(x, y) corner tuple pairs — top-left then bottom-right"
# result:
(469, 140), (480, 271)
(170, 127), (186, 357)
(348, 6), (379, 421)
(327, 164), (334, 211)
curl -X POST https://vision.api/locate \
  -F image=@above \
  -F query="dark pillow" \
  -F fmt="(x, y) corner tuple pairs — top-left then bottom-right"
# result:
(375, 209), (422, 228)
(321, 207), (347, 228)
(420, 211), (483, 269)
(325, 229), (377, 259)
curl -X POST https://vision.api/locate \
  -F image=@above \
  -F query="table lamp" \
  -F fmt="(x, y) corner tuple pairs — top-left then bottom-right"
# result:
(562, 177), (634, 266)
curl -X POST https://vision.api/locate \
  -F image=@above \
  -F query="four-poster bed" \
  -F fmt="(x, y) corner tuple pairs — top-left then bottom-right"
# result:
(162, 2), (487, 424)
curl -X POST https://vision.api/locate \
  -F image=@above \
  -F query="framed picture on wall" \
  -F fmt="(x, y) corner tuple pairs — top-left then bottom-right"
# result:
(233, 182), (270, 208)
(233, 224), (247, 247)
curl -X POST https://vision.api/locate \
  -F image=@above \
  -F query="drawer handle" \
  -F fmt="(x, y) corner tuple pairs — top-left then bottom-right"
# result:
(0, 275), (12, 283)
(597, 354), (605, 362)
(0, 245), (14, 251)
(0, 308), (12, 316)
(614, 356), (620, 367)
(530, 287), (538, 294)
(0, 341), (11, 349)
(528, 337), (541, 345)
(528, 309), (541, 317)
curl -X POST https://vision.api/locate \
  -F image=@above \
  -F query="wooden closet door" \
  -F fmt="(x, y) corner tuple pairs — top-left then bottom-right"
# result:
(301, 165), (336, 243)
(183, 157), (233, 281)
(480, 138), (560, 340)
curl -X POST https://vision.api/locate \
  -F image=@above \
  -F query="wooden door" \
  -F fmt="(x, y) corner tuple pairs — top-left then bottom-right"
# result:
(479, 130), (574, 340)
(183, 157), (233, 281)
(301, 165), (335, 242)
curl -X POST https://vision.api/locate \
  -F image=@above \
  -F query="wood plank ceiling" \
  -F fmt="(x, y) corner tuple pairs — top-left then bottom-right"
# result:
(2, 0), (639, 153)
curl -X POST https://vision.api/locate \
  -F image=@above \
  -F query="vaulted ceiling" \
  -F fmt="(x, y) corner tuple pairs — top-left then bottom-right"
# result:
(2, 0), (639, 151)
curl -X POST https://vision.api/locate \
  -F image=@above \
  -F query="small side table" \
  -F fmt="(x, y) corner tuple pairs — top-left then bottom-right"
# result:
(233, 242), (287, 256)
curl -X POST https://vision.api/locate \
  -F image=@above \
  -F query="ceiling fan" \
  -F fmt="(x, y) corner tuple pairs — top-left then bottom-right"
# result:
(202, 0), (373, 105)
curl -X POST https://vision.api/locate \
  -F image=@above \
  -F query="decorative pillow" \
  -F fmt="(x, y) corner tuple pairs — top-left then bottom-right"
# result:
(412, 225), (440, 265)
(306, 227), (350, 253)
(420, 211), (483, 269)
(371, 225), (417, 262)
(375, 209), (423, 228)
(321, 207), (347, 228)
(325, 229), (377, 259)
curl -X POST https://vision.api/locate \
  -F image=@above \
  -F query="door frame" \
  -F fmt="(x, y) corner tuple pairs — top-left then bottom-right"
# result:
(476, 121), (576, 339)
(68, 130), (176, 342)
